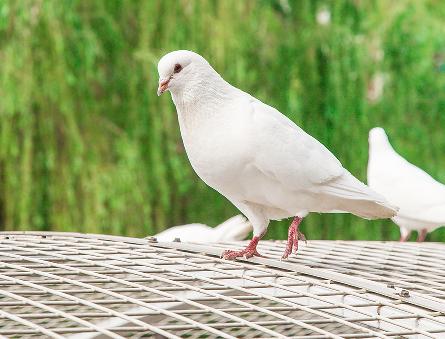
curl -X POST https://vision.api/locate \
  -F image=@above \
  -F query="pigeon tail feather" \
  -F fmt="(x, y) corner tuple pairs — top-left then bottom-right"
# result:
(323, 172), (399, 219)
(154, 215), (251, 243)
(212, 215), (252, 242)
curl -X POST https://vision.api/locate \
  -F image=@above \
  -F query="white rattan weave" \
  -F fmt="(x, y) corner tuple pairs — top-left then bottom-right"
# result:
(0, 232), (444, 338)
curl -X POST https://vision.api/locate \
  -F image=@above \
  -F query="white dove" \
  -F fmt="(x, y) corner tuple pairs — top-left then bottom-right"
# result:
(155, 215), (252, 243)
(367, 127), (445, 241)
(157, 50), (398, 259)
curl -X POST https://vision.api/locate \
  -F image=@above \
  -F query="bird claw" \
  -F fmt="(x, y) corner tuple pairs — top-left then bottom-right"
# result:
(221, 248), (261, 260)
(281, 217), (307, 259)
(221, 236), (262, 260)
(253, 250), (264, 258)
(298, 230), (307, 245)
(221, 249), (240, 260)
(281, 246), (293, 260)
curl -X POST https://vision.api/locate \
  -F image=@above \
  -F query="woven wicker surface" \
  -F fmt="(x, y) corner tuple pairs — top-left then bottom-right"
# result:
(0, 232), (444, 338)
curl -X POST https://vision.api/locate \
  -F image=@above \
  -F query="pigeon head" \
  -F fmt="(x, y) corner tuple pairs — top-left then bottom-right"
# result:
(157, 50), (212, 96)
(368, 127), (390, 150)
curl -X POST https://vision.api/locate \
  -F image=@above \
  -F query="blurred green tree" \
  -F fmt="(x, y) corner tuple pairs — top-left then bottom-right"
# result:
(0, 0), (444, 241)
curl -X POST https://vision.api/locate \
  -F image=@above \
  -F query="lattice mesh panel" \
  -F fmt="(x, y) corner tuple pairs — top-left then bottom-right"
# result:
(0, 232), (444, 338)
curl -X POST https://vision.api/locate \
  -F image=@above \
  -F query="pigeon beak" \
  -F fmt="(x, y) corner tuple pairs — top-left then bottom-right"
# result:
(157, 78), (170, 96)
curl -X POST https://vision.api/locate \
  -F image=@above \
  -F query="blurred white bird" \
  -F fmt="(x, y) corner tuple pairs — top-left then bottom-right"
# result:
(368, 127), (445, 241)
(157, 50), (397, 259)
(155, 215), (252, 243)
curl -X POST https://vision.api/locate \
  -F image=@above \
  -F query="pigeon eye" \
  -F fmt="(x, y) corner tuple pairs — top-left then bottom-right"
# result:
(174, 63), (182, 74)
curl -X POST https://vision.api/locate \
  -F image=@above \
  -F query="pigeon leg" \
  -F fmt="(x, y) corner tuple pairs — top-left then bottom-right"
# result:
(417, 229), (427, 242)
(222, 231), (265, 260)
(282, 216), (306, 260)
(399, 228), (411, 242)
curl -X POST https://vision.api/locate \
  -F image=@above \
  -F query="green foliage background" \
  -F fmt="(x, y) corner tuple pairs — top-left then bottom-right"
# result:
(1, 0), (444, 241)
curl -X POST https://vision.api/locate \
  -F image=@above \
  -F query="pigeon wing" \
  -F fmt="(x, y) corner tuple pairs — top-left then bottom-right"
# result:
(243, 98), (396, 218)
(248, 99), (344, 187)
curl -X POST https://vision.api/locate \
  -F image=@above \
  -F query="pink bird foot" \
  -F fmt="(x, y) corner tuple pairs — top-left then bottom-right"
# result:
(417, 228), (427, 242)
(399, 229), (412, 242)
(222, 236), (263, 260)
(281, 216), (307, 260)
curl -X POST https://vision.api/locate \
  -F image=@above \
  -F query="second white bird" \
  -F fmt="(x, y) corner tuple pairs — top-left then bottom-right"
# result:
(368, 127), (445, 241)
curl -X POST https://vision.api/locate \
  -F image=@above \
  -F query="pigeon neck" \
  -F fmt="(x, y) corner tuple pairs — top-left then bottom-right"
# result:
(369, 136), (394, 155)
(171, 73), (232, 111)
(170, 73), (235, 146)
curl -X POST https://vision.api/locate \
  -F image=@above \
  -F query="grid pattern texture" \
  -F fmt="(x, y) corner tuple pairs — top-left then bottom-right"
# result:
(0, 232), (444, 338)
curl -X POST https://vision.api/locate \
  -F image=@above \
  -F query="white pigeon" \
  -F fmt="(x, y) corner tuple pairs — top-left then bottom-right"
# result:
(367, 127), (445, 241)
(157, 50), (398, 259)
(154, 215), (252, 243)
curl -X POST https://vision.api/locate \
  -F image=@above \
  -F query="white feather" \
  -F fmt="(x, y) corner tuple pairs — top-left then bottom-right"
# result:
(367, 127), (445, 234)
(155, 215), (252, 243)
(158, 50), (397, 237)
